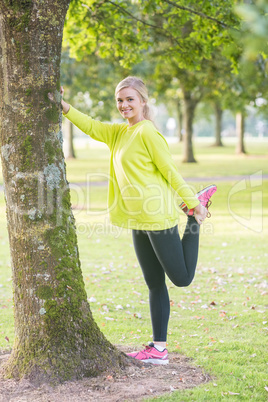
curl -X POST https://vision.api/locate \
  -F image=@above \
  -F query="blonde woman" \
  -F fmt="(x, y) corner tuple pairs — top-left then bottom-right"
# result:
(60, 77), (217, 365)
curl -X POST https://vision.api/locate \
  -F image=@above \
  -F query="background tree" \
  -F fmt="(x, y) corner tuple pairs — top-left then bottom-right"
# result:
(0, 0), (128, 384)
(213, 101), (224, 147)
(152, 57), (232, 161)
(231, 0), (268, 152)
(200, 53), (236, 147)
(157, 83), (184, 142)
(223, 57), (268, 154)
(63, 0), (241, 162)
(235, 0), (268, 61)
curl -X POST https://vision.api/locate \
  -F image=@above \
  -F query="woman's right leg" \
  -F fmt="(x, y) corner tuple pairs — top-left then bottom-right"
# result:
(132, 230), (170, 343)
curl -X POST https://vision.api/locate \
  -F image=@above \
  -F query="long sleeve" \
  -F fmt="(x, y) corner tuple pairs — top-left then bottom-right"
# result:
(63, 105), (124, 149)
(140, 125), (199, 209)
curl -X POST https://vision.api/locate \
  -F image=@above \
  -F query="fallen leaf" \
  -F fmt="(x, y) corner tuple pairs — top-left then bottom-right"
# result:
(88, 297), (96, 303)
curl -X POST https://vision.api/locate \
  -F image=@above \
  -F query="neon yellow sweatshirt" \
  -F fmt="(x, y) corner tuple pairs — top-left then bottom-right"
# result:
(64, 106), (199, 230)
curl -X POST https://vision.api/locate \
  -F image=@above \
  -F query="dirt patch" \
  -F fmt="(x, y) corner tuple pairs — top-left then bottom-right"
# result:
(0, 346), (211, 401)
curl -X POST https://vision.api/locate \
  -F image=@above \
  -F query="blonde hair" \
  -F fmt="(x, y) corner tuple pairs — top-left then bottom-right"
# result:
(115, 76), (153, 121)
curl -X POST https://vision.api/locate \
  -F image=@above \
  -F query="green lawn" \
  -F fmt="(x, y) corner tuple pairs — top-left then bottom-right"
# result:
(1, 137), (262, 186)
(0, 139), (267, 400)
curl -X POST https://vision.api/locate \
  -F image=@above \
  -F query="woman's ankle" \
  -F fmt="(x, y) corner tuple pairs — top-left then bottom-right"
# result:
(153, 341), (167, 350)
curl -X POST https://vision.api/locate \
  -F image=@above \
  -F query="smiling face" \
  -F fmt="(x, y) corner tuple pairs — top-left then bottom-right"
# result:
(116, 87), (145, 126)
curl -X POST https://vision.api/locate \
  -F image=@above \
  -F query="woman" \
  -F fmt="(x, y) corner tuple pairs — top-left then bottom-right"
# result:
(59, 76), (217, 365)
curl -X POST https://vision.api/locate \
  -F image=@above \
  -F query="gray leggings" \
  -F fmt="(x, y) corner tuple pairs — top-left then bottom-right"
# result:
(132, 217), (200, 342)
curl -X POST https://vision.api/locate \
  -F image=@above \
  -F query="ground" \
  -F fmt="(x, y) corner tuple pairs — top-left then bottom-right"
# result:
(0, 346), (210, 401)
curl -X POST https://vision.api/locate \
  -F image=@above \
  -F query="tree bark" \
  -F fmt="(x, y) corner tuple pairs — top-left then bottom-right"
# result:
(235, 111), (246, 154)
(176, 101), (183, 142)
(64, 120), (76, 159)
(214, 102), (223, 147)
(182, 89), (198, 163)
(0, 0), (127, 385)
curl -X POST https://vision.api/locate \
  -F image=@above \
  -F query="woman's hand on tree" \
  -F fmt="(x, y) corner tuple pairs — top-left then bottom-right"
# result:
(59, 86), (70, 114)
(48, 86), (70, 114)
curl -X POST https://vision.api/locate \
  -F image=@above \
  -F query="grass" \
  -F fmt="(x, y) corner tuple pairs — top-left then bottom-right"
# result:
(0, 139), (267, 400)
(1, 137), (264, 186)
(67, 138), (268, 183)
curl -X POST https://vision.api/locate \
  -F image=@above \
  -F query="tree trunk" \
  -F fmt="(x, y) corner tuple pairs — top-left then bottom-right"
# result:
(177, 101), (183, 142)
(64, 119), (76, 159)
(214, 102), (223, 147)
(182, 89), (197, 163)
(235, 111), (246, 154)
(0, 0), (127, 385)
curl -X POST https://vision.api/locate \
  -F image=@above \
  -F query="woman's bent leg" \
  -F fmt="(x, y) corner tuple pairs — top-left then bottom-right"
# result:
(132, 230), (170, 342)
(148, 217), (200, 287)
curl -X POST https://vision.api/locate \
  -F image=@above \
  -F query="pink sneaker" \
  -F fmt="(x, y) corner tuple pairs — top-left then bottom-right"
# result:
(126, 343), (169, 365)
(180, 184), (217, 217)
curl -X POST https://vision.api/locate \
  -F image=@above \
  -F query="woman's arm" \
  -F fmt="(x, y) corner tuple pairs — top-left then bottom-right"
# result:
(141, 126), (198, 208)
(52, 86), (122, 148)
(140, 125), (208, 222)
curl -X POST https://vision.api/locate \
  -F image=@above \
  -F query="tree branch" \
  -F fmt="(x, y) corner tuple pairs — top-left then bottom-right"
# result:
(105, 0), (165, 31)
(83, 0), (238, 56)
(103, 0), (186, 49)
(164, 0), (235, 30)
